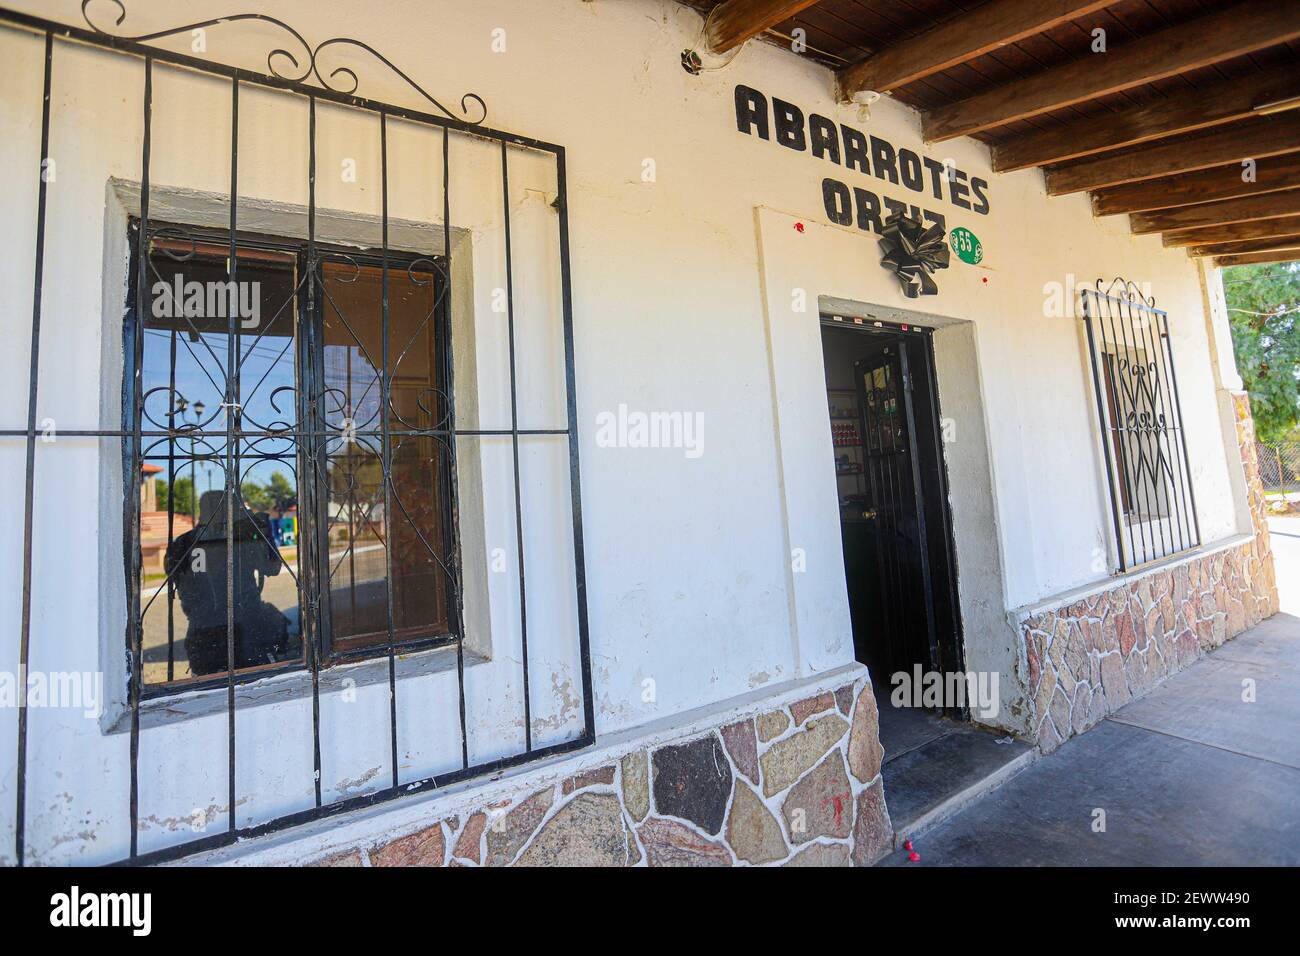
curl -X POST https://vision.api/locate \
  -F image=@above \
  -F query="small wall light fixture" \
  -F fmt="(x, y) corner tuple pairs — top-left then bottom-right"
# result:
(852, 90), (881, 122)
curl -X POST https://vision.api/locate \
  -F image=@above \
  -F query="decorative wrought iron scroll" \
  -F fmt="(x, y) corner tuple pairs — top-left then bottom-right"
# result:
(80, 0), (488, 123)
(1, 2), (594, 867)
(1080, 278), (1201, 572)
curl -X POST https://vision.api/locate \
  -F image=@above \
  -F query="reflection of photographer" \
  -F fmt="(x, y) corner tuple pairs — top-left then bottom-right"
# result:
(165, 491), (294, 675)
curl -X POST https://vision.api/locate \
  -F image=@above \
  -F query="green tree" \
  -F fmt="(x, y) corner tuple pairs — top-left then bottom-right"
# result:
(241, 479), (273, 513)
(265, 471), (296, 511)
(1222, 260), (1300, 442)
(240, 471), (295, 513)
(156, 475), (195, 518)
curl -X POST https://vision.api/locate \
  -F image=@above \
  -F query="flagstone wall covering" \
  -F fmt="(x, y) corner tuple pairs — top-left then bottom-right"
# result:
(1018, 391), (1279, 753)
(309, 676), (892, 867)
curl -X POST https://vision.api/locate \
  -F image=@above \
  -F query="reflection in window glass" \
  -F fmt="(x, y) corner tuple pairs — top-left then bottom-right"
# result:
(134, 234), (454, 689)
(140, 240), (303, 686)
(320, 261), (450, 654)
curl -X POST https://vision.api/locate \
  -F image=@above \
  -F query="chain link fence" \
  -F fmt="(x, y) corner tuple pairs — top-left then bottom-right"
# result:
(1256, 441), (1300, 496)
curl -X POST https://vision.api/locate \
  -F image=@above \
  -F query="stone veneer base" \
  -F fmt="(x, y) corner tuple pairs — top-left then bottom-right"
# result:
(177, 663), (894, 867)
(1017, 391), (1279, 753)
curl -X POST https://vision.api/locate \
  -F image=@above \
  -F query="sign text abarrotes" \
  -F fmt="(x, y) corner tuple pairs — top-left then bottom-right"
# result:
(734, 85), (990, 238)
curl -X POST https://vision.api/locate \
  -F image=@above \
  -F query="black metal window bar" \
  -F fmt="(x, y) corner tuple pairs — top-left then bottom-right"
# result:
(4, 4), (594, 866)
(1080, 278), (1201, 572)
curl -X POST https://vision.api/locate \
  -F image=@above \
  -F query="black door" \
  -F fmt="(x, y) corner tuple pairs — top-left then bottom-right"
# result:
(824, 319), (964, 707)
(854, 342), (940, 680)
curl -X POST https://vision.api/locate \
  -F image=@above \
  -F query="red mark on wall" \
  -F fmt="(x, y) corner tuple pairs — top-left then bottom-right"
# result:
(794, 222), (805, 233)
(822, 791), (852, 827)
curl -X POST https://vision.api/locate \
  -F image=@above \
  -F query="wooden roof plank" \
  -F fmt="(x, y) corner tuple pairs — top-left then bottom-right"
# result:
(705, 0), (828, 53)
(1046, 113), (1300, 194)
(1214, 249), (1300, 267)
(1091, 151), (1300, 215)
(1189, 234), (1300, 257)
(992, 66), (1300, 172)
(923, 0), (1300, 142)
(1161, 214), (1300, 247)
(1130, 189), (1300, 233)
(837, 0), (1120, 98)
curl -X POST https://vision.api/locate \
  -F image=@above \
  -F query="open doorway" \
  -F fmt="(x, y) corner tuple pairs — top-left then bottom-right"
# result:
(821, 315), (965, 705)
(821, 313), (1034, 848)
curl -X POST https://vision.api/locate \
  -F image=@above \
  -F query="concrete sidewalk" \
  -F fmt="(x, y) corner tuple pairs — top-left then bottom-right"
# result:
(882, 521), (1300, 866)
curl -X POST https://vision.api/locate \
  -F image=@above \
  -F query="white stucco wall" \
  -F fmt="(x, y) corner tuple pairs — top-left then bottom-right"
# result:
(0, 0), (1247, 863)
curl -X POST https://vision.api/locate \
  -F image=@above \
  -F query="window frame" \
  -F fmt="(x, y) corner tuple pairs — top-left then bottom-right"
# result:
(1079, 280), (1202, 573)
(125, 218), (462, 699)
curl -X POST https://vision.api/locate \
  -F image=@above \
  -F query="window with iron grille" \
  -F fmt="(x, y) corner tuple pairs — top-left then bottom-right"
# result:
(1080, 279), (1201, 571)
(5, 5), (595, 866)
(133, 224), (458, 692)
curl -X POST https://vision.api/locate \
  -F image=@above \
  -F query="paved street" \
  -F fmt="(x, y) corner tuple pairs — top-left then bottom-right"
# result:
(882, 518), (1300, 866)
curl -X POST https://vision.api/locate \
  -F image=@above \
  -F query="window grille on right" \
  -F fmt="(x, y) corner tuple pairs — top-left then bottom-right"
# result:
(1080, 278), (1201, 571)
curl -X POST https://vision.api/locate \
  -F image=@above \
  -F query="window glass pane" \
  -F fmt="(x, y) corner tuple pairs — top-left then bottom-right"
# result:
(320, 259), (450, 653)
(1104, 345), (1171, 521)
(139, 238), (303, 687)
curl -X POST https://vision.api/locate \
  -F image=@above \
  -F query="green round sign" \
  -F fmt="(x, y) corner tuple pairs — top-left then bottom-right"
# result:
(950, 226), (983, 265)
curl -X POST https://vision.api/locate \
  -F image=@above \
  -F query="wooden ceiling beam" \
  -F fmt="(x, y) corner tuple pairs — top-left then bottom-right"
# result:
(836, 0), (1117, 100)
(1214, 250), (1300, 268)
(1189, 234), (1300, 257)
(998, 70), (1300, 173)
(1130, 189), (1300, 234)
(1161, 215), (1300, 247)
(703, 0), (825, 53)
(992, 67), (1300, 173)
(923, 0), (1300, 143)
(1045, 113), (1300, 196)
(1091, 151), (1300, 216)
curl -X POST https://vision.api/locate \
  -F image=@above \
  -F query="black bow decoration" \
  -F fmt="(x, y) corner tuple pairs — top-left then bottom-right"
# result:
(878, 213), (950, 297)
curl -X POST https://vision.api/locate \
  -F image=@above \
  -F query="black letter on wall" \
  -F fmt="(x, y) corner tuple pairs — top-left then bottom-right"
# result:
(823, 178), (853, 225)
(773, 98), (807, 151)
(854, 188), (883, 234)
(735, 85), (769, 139)
(809, 114), (841, 164)
(841, 125), (870, 174)
(948, 168), (972, 210)
(898, 149), (924, 193)
(870, 136), (899, 185)
(921, 157), (946, 200)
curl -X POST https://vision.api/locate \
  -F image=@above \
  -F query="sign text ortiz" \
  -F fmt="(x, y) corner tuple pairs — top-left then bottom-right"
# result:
(734, 85), (990, 239)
